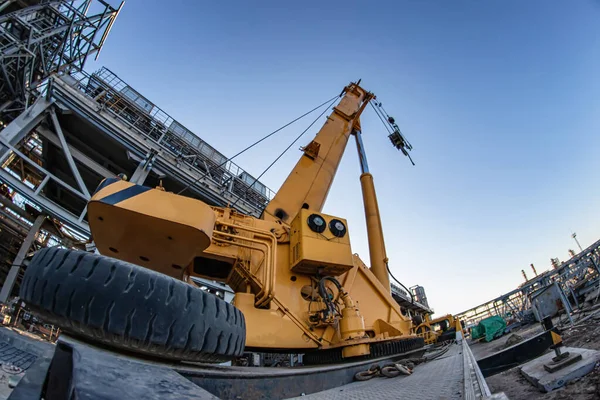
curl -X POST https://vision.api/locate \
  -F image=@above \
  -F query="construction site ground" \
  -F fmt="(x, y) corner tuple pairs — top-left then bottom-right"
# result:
(1, 312), (600, 399)
(0, 327), (53, 400)
(484, 310), (600, 399)
(0, 325), (488, 400)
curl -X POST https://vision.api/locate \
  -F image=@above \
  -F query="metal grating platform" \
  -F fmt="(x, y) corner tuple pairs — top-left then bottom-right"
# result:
(299, 344), (464, 400)
(4, 329), (497, 399)
(0, 341), (37, 370)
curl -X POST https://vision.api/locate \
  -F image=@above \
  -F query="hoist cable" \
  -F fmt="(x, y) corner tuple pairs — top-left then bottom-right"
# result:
(230, 96), (338, 208)
(379, 103), (390, 118)
(177, 95), (339, 195)
(369, 101), (393, 134)
(373, 101), (414, 150)
(373, 101), (394, 130)
(370, 101), (415, 165)
(370, 101), (393, 132)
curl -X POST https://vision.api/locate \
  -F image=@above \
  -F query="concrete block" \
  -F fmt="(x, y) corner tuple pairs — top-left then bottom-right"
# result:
(485, 394), (509, 400)
(520, 347), (600, 392)
(544, 352), (582, 372)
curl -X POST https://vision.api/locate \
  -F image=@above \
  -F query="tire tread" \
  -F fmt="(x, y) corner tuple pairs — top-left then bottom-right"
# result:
(20, 248), (246, 363)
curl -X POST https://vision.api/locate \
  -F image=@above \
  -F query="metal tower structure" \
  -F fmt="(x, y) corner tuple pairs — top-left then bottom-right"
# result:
(0, 0), (122, 301)
(0, 0), (123, 123)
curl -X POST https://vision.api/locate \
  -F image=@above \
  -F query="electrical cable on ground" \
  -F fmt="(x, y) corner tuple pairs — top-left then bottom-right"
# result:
(424, 341), (453, 361)
(353, 341), (454, 381)
(230, 96), (338, 209)
(177, 95), (339, 196)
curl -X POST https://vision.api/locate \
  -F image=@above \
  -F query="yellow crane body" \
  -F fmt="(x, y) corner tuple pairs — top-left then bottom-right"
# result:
(87, 81), (418, 357)
(415, 314), (462, 345)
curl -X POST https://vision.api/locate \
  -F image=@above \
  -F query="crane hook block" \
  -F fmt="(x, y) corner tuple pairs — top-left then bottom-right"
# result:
(388, 130), (415, 165)
(389, 130), (408, 153)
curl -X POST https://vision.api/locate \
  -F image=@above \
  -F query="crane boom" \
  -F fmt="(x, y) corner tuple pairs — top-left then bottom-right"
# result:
(262, 82), (374, 223)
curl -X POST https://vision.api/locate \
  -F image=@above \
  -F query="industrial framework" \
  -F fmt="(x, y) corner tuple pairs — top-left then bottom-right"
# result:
(455, 238), (600, 327)
(0, 0), (123, 301)
(0, 0), (122, 122)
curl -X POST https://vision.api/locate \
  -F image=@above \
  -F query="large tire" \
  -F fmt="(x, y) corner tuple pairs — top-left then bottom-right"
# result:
(437, 328), (456, 343)
(19, 247), (245, 363)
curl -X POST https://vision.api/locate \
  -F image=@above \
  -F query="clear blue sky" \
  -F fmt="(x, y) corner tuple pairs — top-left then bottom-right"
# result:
(87, 1), (600, 315)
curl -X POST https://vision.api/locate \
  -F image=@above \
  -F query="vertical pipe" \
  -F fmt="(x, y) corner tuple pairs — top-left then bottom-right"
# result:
(355, 130), (391, 292)
(531, 263), (538, 276)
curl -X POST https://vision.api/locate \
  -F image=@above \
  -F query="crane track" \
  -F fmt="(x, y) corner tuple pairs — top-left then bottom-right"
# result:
(303, 337), (425, 365)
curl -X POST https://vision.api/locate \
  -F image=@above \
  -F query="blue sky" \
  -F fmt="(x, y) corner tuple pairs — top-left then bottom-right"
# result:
(87, 1), (600, 314)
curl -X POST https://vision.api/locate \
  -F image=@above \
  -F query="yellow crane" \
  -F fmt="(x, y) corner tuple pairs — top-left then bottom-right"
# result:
(20, 81), (420, 363)
(415, 314), (463, 345)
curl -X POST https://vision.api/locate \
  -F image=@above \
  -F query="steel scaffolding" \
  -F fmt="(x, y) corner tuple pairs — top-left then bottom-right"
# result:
(0, 0), (122, 299)
(0, 0), (122, 122)
(73, 67), (275, 211)
(0, 0), (276, 301)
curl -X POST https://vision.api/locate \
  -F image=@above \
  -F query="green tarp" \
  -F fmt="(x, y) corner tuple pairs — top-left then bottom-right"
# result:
(471, 316), (506, 342)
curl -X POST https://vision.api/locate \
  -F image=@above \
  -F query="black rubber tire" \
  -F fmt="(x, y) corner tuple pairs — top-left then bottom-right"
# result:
(19, 247), (246, 363)
(437, 328), (456, 343)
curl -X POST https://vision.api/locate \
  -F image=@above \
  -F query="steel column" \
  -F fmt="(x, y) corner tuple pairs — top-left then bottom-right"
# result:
(130, 155), (154, 185)
(36, 126), (114, 179)
(0, 213), (45, 303)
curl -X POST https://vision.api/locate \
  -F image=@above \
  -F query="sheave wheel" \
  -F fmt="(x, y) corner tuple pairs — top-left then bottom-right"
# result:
(19, 247), (246, 363)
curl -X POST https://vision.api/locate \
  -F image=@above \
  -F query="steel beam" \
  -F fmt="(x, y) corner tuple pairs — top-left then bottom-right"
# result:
(0, 195), (78, 247)
(0, 208), (29, 236)
(0, 137), (88, 200)
(0, 213), (45, 303)
(51, 75), (266, 217)
(0, 97), (52, 162)
(129, 153), (155, 185)
(0, 168), (89, 235)
(36, 126), (113, 179)
(0, 1), (16, 14)
(49, 108), (90, 199)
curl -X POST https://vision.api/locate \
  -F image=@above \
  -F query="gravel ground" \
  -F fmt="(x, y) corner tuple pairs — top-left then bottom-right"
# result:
(486, 311), (600, 400)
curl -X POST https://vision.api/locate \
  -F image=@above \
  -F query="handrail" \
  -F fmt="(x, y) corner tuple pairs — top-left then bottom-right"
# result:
(62, 68), (276, 212)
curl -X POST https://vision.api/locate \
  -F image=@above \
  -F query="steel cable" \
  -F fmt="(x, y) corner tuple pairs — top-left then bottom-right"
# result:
(230, 96), (339, 208)
(177, 95), (339, 196)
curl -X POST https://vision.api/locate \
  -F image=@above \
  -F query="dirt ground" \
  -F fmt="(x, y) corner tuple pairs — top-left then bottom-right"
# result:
(486, 311), (600, 400)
